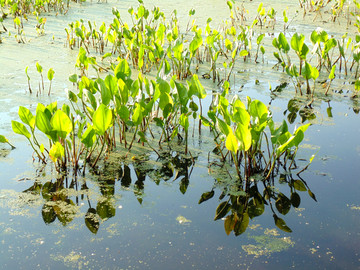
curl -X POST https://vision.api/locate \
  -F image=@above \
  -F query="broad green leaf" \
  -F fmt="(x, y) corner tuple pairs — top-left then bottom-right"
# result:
(18, 106), (35, 129)
(216, 118), (231, 136)
(114, 59), (131, 80)
(0, 135), (9, 144)
(92, 104), (113, 135)
(234, 212), (249, 236)
(235, 124), (252, 151)
(179, 113), (189, 132)
(275, 193), (291, 215)
(81, 126), (96, 148)
(36, 110), (52, 135)
(132, 104), (143, 126)
(329, 65), (336, 80)
(249, 100), (268, 123)
(290, 192), (301, 208)
(96, 78), (112, 106)
(224, 214), (236, 235)
(51, 110), (73, 139)
(291, 33), (305, 53)
(225, 130), (238, 154)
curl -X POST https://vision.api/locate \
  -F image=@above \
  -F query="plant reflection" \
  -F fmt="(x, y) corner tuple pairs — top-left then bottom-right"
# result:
(21, 148), (314, 236)
(203, 162), (317, 236)
(22, 153), (195, 234)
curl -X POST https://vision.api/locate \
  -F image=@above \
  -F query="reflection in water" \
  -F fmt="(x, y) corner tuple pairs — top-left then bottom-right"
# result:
(22, 153), (195, 234)
(20, 147), (315, 237)
(204, 159), (317, 236)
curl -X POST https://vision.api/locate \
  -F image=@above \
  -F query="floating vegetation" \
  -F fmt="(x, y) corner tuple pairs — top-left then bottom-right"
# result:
(242, 232), (295, 258)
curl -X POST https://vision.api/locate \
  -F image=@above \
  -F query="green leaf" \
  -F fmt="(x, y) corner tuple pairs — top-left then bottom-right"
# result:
(0, 135), (6, 143)
(36, 62), (43, 73)
(92, 104), (113, 135)
(51, 110), (73, 139)
(249, 100), (268, 123)
(275, 193), (291, 215)
(216, 118), (231, 136)
(81, 126), (96, 148)
(290, 33), (305, 53)
(47, 68), (55, 81)
(132, 103), (143, 126)
(49, 142), (65, 163)
(35, 110), (52, 135)
(18, 106), (35, 130)
(225, 130), (238, 154)
(278, 32), (290, 53)
(12, 120), (31, 139)
(179, 113), (189, 132)
(329, 65), (336, 80)
(85, 208), (100, 234)
(308, 189), (317, 202)
(235, 123), (252, 151)
(96, 78), (112, 106)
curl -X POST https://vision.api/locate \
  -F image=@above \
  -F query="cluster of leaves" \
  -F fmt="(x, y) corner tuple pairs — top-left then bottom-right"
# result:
(11, 56), (208, 173)
(65, 1), (264, 84)
(273, 28), (360, 97)
(202, 82), (311, 182)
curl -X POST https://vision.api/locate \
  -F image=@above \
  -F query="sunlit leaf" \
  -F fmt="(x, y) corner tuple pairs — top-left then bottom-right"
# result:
(12, 120), (31, 139)
(92, 104), (113, 135)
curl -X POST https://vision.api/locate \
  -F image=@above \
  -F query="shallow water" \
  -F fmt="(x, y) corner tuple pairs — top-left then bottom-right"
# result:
(1, 0), (360, 269)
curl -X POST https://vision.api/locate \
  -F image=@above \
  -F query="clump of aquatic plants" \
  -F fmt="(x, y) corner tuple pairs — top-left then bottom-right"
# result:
(202, 82), (311, 182)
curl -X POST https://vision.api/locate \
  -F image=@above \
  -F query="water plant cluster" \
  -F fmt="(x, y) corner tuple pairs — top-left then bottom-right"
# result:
(0, 0), (81, 42)
(61, 0), (360, 100)
(0, 1), (324, 237)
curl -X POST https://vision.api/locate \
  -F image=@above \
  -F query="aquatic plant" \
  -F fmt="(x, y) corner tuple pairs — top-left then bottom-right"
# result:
(0, 134), (15, 148)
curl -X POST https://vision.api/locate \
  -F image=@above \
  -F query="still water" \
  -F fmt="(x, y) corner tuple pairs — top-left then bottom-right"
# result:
(1, 0), (360, 269)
